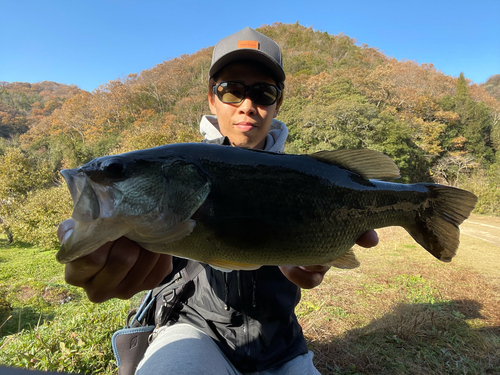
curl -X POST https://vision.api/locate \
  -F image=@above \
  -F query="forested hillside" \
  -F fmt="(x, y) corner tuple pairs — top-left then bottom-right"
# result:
(0, 81), (82, 138)
(1, 22), (499, 248)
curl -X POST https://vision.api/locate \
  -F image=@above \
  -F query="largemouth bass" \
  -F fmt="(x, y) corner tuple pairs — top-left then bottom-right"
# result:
(56, 143), (477, 269)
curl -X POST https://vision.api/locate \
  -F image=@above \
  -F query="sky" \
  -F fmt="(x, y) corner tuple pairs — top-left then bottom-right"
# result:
(1, 0), (499, 92)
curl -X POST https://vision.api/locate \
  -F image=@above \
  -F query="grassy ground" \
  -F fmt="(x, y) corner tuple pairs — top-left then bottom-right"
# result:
(0, 238), (137, 374)
(1, 215), (499, 374)
(299, 215), (500, 374)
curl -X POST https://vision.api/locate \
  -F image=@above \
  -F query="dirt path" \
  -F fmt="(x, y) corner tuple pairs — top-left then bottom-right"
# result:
(455, 214), (500, 286)
(461, 215), (500, 245)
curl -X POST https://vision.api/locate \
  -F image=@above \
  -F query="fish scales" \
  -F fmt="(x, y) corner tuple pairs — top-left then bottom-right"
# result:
(56, 143), (478, 270)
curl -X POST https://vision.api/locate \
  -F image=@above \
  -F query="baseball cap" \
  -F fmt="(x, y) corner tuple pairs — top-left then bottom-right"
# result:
(209, 27), (285, 83)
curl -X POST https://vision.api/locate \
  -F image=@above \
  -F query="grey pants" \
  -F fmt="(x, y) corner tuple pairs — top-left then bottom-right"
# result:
(136, 323), (320, 375)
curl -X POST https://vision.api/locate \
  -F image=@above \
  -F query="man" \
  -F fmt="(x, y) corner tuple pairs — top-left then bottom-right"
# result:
(58, 27), (378, 374)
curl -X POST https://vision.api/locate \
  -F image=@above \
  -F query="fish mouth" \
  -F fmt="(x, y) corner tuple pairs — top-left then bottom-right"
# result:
(57, 218), (75, 246)
(56, 218), (131, 264)
(55, 218), (77, 263)
(57, 170), (127, 264)
(61, 168), (101, 222)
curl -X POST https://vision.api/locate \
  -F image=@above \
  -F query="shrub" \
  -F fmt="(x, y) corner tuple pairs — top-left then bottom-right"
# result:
(8, 185), (73, 250)
(458, 163), (500, 215)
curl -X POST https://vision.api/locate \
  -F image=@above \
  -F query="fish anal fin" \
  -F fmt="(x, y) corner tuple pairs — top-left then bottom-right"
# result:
(309, 149), (400, 181)
(327, 249), (360, 269)
(208, 259), (262, 272)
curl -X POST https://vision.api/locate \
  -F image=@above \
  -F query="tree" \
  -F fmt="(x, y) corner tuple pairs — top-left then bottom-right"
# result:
(116, 113), (200, 153)
(431, 154), (479, 186)
(439, 74), (496, 165)
(455, 72), (469, 104)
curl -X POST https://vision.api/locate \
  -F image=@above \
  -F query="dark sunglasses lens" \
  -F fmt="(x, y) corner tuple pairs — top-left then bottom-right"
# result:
(217, 82), (246, 103)
(250, 84), (279, 105)
(216, 82), (279, 105)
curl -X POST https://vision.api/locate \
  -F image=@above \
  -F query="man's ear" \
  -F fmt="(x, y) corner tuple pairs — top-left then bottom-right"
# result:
(208, 92), (217, 115)
(273, 102), (282, 118)
(273, 91), (283, 118)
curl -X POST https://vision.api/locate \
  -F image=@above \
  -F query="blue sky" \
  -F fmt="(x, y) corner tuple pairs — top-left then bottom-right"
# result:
(1, 0), (499, 92)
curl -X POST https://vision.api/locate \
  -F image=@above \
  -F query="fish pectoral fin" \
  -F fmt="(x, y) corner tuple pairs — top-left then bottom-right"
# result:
(208, 259), (262, 272)
(133, 219), (196, 245)
(327, 249), (360, 269)
(163, 161), (211, 219)
(309, 149), (400, 181)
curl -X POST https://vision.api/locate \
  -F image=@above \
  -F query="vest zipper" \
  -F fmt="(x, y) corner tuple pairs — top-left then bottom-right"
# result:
(223, 272), (230, 311)
(237, 271), (251, 356)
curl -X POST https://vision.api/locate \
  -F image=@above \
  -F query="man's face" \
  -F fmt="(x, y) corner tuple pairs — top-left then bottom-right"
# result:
(208, 62), (281, 149)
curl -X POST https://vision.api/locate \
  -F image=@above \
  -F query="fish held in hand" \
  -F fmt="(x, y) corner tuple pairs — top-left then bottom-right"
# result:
(56, 143), (478, 270)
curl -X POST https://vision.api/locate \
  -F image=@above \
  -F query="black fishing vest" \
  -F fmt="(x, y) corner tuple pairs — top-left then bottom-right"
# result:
(162, 258), (308, 372)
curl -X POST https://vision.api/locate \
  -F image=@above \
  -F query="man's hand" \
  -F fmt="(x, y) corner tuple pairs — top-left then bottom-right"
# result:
(354, 229), (379, 249)
(279, 264), (330, 289)
(58, 219), (173, 303)
(279, 230), (379, 289)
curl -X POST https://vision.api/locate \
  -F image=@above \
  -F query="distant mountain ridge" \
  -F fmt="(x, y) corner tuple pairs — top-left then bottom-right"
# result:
(0, 81), (81, 98)
(2, 23), (498, 140)
(481, 74), (500, 101)
(2, 23), (499, 167)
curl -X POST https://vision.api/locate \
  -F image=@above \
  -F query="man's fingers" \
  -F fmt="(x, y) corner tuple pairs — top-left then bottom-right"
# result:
(83, 237), (143, 300)
(279, 265), (329, 289)
(64, 241), (114, 287)
(355, 230), (379, 248)
(113, 249), (172, 300)
(64, 236), (173, 303)
(141, 254), (174, 291)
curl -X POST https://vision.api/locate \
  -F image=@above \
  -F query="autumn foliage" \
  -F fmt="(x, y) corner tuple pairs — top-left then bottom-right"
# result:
(0, 22), (499, 248)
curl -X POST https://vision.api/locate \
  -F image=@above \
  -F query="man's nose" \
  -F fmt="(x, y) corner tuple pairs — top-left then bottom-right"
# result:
(238, 96), (256, 114)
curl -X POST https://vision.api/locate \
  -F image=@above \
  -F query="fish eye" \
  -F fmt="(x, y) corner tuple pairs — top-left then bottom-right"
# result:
(101, 158), (126, 177)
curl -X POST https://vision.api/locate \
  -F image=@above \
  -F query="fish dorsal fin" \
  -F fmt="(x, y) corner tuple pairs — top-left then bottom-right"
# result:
(309, 149), (400, 180)
(327, 249), (360, 269)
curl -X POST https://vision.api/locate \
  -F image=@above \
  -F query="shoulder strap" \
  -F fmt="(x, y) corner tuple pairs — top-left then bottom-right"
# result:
(151, 261), (206, 298)
(154, 262), (207, 326)
(129, 261), (206, 328)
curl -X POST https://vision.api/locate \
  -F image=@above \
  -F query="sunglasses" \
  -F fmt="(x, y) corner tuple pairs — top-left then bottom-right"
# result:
(213, 81), (281, 106)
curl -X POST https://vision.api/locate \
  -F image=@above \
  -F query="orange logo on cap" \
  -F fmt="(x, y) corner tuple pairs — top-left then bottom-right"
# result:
(238, 40), (259, 49)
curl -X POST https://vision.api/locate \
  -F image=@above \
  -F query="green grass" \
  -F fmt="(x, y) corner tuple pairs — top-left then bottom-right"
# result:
(1, 302), (129, 373)
(0, 236), (138, 374)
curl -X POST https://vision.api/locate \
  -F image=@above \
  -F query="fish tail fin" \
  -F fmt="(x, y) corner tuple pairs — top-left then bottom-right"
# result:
(405, 184), (477, 262)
